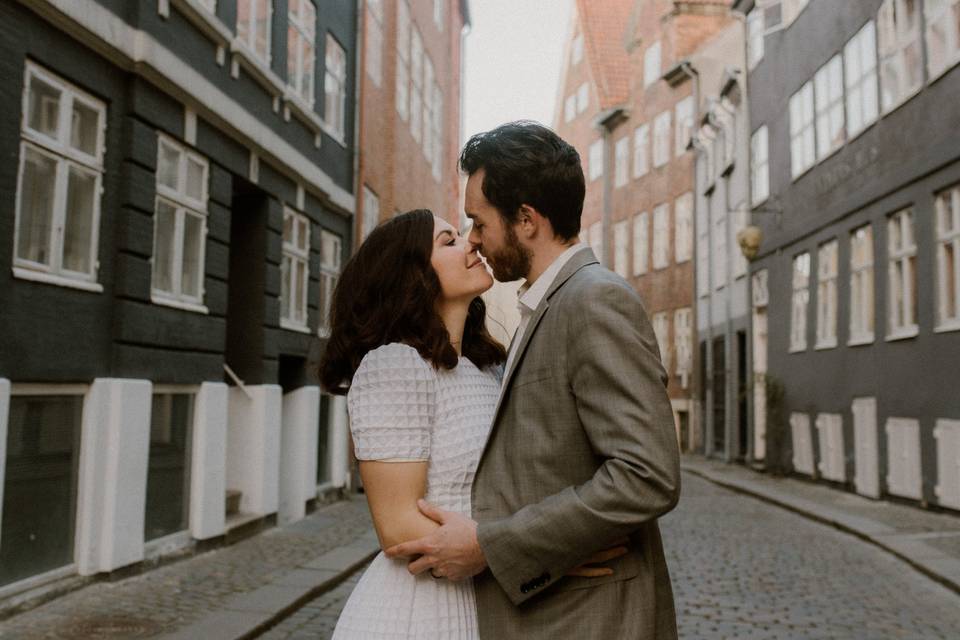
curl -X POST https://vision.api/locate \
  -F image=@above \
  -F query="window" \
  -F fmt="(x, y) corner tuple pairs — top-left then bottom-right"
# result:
(564, 94), (576, 122)
(886, 417), (922, 499)
(674, 308), (692, 381)
(887, 208), (917, 338)
(653, 203), (670, 269)
(675, 96), (694, 156)
(850, 225), (875, 344)
(362, 184), (380, 239)
(751, 126), (769, 205)
(572, 33), (584, 65)
(410, 28), (425, 143)
(653, 111), (672, 168)
(935, 185), (960, 329)
(644, 41), (661, 88)
(395, 1), (410, 121)
(790, 412), (815, 475)
(589, 139), (603, 181)
(430, 85), (443, 181)
(790, 252), (810, 352)
(2, 392), (83, 586)
(814, 55), (845, 159)
(816, 240), (839, 349)
(365, 0), (384, 86)
(713, 209), (727, 289)
(281, 208), (310, 329)
(614, 136), (629, 188)
(614, 220), (629, 277)
(422, 57), (434, 159)
(287, 0), (316, 105)
(318, 230), (342, 335)
(789, 81), (815, 178)
(433, 0), (445, 30)
(152, 136), (209, 309)
(926, 0), (960, 78)
(878, 0), (923, 112)
(674, 193), (693, 263)
(576, 82), (589, 113)
(845, 21), (879, 138)
(146, 391), (193, 541)
(588, 222), (603, 263)
(14, 63), (106, 290)
(633, 124), (649, 178)
(652, 312), (671, 373)
(237, 0), (273, 64)
(816, 413), (845, 482)
(747, 8), (765, 69)
(633, 212), (649, 276)
(324, 35), (347, 138)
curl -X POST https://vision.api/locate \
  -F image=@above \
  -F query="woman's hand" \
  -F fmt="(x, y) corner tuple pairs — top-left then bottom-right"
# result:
(565, 538), (630, 578)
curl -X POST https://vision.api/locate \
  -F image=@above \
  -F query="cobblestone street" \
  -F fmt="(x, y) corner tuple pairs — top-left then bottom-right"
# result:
(259, 472), (960, 639)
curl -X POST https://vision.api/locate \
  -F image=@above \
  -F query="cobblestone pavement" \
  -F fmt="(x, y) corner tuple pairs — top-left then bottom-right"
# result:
(0, 498), (372, 639)
(260, 472), (960, 639)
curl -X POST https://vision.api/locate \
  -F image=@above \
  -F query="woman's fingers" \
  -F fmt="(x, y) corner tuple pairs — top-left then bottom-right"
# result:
(565, 566), (614, 578)
(583, 545), (628, 565)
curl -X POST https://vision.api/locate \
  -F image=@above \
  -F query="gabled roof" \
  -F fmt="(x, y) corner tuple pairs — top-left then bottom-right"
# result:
(576, 0), (634, 109)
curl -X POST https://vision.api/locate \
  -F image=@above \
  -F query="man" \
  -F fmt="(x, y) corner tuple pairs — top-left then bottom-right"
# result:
(386, 121), (681, 638)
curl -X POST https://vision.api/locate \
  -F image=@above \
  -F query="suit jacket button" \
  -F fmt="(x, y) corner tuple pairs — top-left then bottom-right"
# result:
(520, 586), (529, 594)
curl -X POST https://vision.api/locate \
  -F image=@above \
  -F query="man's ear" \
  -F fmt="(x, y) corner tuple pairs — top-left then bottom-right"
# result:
(518, 204), (549, 239)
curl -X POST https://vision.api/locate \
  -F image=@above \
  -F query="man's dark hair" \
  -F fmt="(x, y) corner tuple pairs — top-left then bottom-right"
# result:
(459, 121), (585, 240)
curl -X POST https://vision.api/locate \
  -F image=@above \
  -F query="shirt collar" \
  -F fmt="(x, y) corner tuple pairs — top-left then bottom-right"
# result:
(517, 243), (589, 316)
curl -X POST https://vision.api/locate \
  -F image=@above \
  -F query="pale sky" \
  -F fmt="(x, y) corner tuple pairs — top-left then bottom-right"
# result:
(462, 0), (575, 143)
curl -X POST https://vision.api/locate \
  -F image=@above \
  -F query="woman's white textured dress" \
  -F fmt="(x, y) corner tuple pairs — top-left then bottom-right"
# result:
(332, 342), (501, 639)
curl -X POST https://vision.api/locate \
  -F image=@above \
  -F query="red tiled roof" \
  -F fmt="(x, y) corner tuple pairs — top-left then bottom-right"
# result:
(577, 0), (634, 110)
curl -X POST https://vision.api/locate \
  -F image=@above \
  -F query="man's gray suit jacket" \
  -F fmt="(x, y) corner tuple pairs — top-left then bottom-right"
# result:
(471, 248), (681, 639)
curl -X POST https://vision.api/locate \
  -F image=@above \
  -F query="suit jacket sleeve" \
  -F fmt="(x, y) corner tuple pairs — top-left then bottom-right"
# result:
(476, 279), (681, 606)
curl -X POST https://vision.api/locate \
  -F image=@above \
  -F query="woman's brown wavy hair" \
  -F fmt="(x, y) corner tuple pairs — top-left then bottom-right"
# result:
(319, 209), (506, 394)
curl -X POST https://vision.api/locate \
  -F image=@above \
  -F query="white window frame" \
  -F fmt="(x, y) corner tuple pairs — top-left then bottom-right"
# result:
(395, 0), (410, 122)
(815, 239), (839, 349)
(13, 62), (107, 292)
(849, 224), (876, 345)
(713, 209), (727, 291)
(644, 41), (661, 89)
(588, 222), (603, 264)
(564, 94), (576, 123)
(652, 203), (670, 270)
(886, 417), (923, 499)
(362, 184), (380, 239)
(422, 56), (435, 160)
(576, 82), (589, 113)
(886, 208), (918, 340)
(935, 185), (960, 331)
(365, 0), (384, 87)
(318, 230), (342, 336)
(614, 136), (629, 188)
(151, 135), (210, 312)
(280, 208), (310, 331)
(287, 0), (316, 107)
(430, 84), (443, 181)
(653, 111), (672, 168)
(674, 193), (693, 263)
(237, 0), (273, 66)
(572, 33), (584, 65)
(674, 307), (692, 383)
(816, 413), (846, 482)
(697, 230), (710, 297)
(433, 0), (445, 31)
(845, 20), (879, 139)
(633, 212), (649, 276)
(675, 96), (694, 157)
(751, 126), (770, 205)
(613, 220), (629, 278)
(790, 252), (810, 352)
(878, 0), (923, 114)
(933, 418), (960, 509)
(814, 54), (845, 160)
(747, 8), (765, 69)
(633, 124), (649, 178)
(324, 34), (347, 140)
(790, 412), (815, 476)
(652, 312), (671, 374)
(925, 0), (960, 80)
(789, 81), (815, 178)
(588, 139), (603, 181)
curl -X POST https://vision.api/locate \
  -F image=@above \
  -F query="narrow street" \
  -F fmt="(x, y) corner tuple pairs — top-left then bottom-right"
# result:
(259, 472), (960, 640)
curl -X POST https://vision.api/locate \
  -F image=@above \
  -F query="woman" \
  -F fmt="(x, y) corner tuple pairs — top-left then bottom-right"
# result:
(320, 209), (505, 639)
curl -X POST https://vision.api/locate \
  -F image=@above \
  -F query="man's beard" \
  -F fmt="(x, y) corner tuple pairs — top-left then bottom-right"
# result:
(486, 223), (532, 282)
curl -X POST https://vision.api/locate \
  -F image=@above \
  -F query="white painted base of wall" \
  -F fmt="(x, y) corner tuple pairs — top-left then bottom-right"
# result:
(75, 378), (152, 576)
(226, 385), (282, 516)
(328, 395), (351, 490)
(279, 386), (320, 525)
(190, 382), (228, 540)
(853, 397), (880, 498)
(0, 379), (9, 549)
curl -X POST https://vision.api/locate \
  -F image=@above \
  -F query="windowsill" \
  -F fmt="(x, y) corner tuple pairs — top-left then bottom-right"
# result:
(151, 293), (210, 314)
(280, 318), (312, 334)
(817, 142), (844, 164)
(934, 319), (960, 334)
(170, 0), (233, 50)
(847, 334), (875, 347)
(814, 338), (837, 351)
(0, 563), (78, 602)
(13, 266), (103, 293)
(230, 40), (283, 98)
(928, 54), (960, 86)
(143, 530), (193, 561)
(789, 344), (807, 354)
(880, 84), (924, 120)
(751, 195), (770, 209)
(283, 91), (348, 149)
(885, 325), (919, 342)
(791, 162), (816, 183)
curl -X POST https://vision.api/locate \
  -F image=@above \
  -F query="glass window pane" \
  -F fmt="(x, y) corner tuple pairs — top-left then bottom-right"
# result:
(181, 212), (205, 298)
(62, 166), (97, 275)
(27, 75), (62, 140)
(16, 147), (58, 266)
(70, 100), (100, 157)
(153, 201), (178, 293)
(158, 142), (181, 192)
(295, 259), (306, 321)
(281, 255), (291, 318)
(297, 218), (309, 251)
(145, 394), (192, 541)
(283, 213), (294, 243)
(185, 157), (205, 202)
(1, 395), (81, 587)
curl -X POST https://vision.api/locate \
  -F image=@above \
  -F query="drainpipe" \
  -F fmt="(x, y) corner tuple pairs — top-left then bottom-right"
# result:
(594, 107), (629, 269)
(352, 0), (366, 250)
